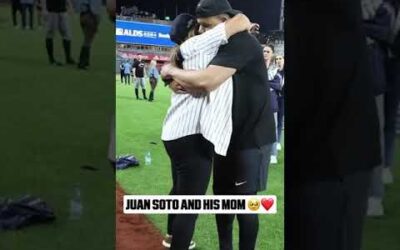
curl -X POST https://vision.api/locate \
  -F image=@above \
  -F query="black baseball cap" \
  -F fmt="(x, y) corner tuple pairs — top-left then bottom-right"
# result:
(195, 0), (241, 18)
(169, 13), (197, 45)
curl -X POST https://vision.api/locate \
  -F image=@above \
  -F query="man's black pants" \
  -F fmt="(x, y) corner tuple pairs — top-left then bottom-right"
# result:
(120, 71), (124, 82)
(286, 169), (372, 250)
(11, 0), (21, 26)
(163, 134), (214, 250)
(212, 146), (271, 250)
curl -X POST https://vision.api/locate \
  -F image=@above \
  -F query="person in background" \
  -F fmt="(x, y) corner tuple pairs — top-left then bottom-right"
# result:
(107, 0), (115, 172)
(123, 60), (131, 85)
(77, 0), (102, 70)
(263, 44), (277, 80)
(383, 0), (400, 185)
(362, 0), (391, 217)
(286, 0), (381, 249)
(147, 60), (159, 102)
(11, 0), (22, 28)
(119, 61), (125, 83)
(133, 55), (147, 100)
(264, 44), (279, 164)
(41, 0), (76, 66)
(36, 0), (42, 28)
(20, 0), (34, 30)
(275, 55), (285, 151)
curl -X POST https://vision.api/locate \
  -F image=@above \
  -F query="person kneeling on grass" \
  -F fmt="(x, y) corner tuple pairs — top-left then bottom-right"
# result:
(160, 12), (253, 250)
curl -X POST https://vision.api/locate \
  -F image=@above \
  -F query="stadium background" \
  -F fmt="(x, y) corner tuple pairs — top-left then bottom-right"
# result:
(115, 0), (285, 72)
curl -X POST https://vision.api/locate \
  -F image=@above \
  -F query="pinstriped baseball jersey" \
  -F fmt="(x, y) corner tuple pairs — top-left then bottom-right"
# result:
(161, 23), (233, 156)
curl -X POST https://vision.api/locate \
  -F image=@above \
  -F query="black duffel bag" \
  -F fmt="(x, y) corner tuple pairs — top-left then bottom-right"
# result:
(0, 195), (55, 230)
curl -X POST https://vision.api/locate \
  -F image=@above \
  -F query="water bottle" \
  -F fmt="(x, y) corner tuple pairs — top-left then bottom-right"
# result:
(69, 183), (83, 220)
(145, 151), (152, 166)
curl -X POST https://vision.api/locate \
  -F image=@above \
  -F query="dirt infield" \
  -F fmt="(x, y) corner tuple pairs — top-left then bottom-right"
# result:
(116, 185), (166, 250)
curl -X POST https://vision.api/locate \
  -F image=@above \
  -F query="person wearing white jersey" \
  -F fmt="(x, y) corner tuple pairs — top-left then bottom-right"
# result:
(161, 13), (252, 250)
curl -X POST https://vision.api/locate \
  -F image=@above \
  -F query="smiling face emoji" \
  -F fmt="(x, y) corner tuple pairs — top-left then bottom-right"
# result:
(248, 198), (260, 211)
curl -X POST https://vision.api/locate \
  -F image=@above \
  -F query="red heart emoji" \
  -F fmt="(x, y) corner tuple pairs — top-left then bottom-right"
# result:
(261, 198), (274, 211)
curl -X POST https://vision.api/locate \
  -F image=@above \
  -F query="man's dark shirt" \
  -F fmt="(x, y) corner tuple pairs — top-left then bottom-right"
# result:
(210, 31), (276, 150)
(46, 0), (67, 13)
(133, 59), (145, 78)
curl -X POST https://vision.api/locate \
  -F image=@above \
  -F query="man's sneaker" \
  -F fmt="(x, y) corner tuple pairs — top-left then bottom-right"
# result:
(270, 155), (278, 164)
(162, 234), (172, 248)
(367, 197), (384, 217)
(188, 241), (196, 250)
(66, 58), (76, 65)
(50, 60), (63, 66)
(162, 234), (196, 249)
(277, 143), (282, 151)
(382, 168), (394, 184)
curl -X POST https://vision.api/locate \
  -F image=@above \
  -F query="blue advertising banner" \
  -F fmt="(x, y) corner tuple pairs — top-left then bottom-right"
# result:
(116, 20), (175, 47)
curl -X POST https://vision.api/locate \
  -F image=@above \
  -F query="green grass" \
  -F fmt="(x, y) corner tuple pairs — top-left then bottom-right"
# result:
(363, 139), (400, 250)
(0, 5), (115, 250)
(1, 2), (397, 249)
(116, 78), (285, 250)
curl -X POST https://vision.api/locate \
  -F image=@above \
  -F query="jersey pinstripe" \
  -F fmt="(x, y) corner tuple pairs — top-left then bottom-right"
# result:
(161, 23), (233, 156)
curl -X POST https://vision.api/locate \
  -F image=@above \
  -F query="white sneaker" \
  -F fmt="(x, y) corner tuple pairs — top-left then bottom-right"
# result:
(277, 143), (282, 151)
(162, 234), (196, 249)
(382, 168), (394, 184)
(162, 234), (172, 248)
(270, 155), (278, 164)
(367, 197), (384, 217)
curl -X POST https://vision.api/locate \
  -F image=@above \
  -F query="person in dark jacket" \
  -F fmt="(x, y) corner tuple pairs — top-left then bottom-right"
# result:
(383, 0), (400, 185)
(263, 44), (280, 164)
(267, 55), (283, 165)
(362, 0), (393, 217)
(119, 62), (125, 83)
(286, 0), (381, 249)
(275, 55), (285, 151)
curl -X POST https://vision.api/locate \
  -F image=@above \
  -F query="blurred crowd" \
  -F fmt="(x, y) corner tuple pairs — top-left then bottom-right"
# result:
(361, 0), (400, 217)
(9, 0), (107, 69)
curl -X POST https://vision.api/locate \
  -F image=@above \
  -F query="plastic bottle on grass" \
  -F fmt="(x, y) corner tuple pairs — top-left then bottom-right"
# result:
(145, 151), (152, 166)
(69, 183), (83, 220)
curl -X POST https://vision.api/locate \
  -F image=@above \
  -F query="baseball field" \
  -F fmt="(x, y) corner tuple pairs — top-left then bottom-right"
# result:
(115, 78), (285, 250)
(0, 3), (399, 250)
